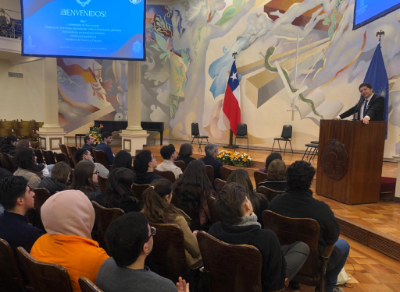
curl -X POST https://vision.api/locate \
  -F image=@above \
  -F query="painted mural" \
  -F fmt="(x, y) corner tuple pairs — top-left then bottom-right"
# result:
(57, 0), (400, 158)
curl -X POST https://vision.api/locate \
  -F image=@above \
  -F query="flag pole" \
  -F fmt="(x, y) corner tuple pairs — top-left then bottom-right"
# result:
(223, 52), (238, 149)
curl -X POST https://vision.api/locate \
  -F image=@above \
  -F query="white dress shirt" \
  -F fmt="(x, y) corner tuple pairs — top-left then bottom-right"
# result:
(156, 160), (183, 179)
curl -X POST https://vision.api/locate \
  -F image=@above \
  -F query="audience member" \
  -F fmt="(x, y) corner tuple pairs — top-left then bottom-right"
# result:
(0, 176), (44, 252)
(258, 159), (287, 191)
(176, 143), (196, 166)
(269, 161), (349, 292)
(16, 139), (32, 150)
(172, 160), (214, 229)
(14, 140), (50, 176)
(259, 152), (282, 173)
(199, 143), (222, 179)
(156, 144), (182, 180)
(95, 132), (114, 165)
(133, 150), (162, 184)
(38, 161), (71, 195)
(69, 161), (102, 202)
(75, 148), (109, 177)
(226, 169), (269, 226)
(111, 150), (133, 171)
(0, 136), (19, 156)
(209, 183), (309, 291)
(30, 190), (109, 292)
(0, 153), (15, 173)
(82, 135), (95, 151)
(0, 167), (12, 179)
(13, 148), (43, 188)
(102, 168), (141, 213)
(142, 179), (201, 266)
(96, 212), (189, 292)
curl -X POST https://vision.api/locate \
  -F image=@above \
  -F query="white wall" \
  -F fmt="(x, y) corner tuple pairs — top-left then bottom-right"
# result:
(0, 0), (21, 19)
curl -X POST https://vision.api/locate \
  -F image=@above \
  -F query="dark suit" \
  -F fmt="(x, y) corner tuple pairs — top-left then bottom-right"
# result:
(199, 155), (222, 179)
(339, 94), (384, 121)
(96, 142), (114, 165)
(82, 143), (94, 151)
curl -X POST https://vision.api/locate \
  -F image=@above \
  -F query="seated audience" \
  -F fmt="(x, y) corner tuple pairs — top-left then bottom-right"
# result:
(38, 161), (71, 195)
(0, 153), (15, 174)
(102, 168), (141, 213)
(259, 152), (282, 173)
(199, 143), (222, 179)
(96, 212), (189, 292)
(142, 179), (201, 266)
(13, 148), (43, 188)
(69, 161), (102, 202)
(156, 144), (182, 180)
(75, 148), (109, 177)
(30, 190), (109, 292)
(0, 176), (44, 252)
(269, 161), (349, 292)
(226, 169), (269, 226)
(209, 183), (309, 292)
(95, 132), (114, 165)
(0, 167), (12, 179)
(15, 140), (50, 176)
(133, 150), (162, 184)
(16, 139), (32, 150)
(258, 159), (287, 191)
(172, 160), (214, 229)
(111, 150), (133, 171)
(0, 136), (19, 156)
(176, 143), (196, 166)
(82, 135), (95, 151)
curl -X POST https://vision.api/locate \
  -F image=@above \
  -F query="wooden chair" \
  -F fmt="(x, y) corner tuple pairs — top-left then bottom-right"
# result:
(67, 146), (78, 166)
(258, 186), (284, 202)
(214, 178), (226, 194)
(34, 149), (45, 164)
(97, 175), (107, 194)
(17, 247), (73, 292)
(54, 152), (68, 163)
(42, 151), (56, 165)
(154, 169), (175, 183)
(173, 160), (186, 172)
(79, 277), (104, 292)
(254, 171), (268, 190)
(58, 144), (70, 164)
(32, 188), (52, 231)
(93, 150), (110, 170)
(0, 238), (28, 292)
(262, 211), (335, 292)
(0, 153), (15, 172)
(207, 196), (220, 223)
(131, 183), (150, 201)
(91, 201), (125, 253)
(205, 165), (214, 185)
(220, 166), (234, 181)
(197, 231), (264, 292)
(146, 223), (202, 283)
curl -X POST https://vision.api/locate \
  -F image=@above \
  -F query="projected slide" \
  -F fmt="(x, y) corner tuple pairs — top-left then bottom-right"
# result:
(21, 0), (145, 60)
(354, 0), (400, 29)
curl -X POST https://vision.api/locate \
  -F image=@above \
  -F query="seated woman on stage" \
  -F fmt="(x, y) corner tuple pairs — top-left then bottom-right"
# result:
(259, 152), (282, 173)
(259, 159), (287, 192)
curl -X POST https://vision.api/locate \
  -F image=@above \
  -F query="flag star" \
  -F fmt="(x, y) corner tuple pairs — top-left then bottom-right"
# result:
(230, 72), (237, 81)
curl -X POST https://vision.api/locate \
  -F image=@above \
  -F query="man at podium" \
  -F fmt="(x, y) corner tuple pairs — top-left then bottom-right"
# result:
(334, 82), (384, 124)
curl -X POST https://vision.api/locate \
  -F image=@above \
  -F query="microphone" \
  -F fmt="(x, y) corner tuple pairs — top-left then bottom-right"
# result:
(353, 97), (364, 121)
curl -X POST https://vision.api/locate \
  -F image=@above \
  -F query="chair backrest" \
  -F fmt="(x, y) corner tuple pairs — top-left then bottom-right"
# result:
(79, 277), (104, 292)
(97, 175), (107, 194)
(207, 196), (220, 223)
(154, 169), (175, 183)
(91, 201), (125, 253)
(54, 152), (68, 163)
(191, 123), (200, 136)
(205, 165), (214, 184)
(220, 166), (234, 181)
(33, 188), (52, 214)
(131, 183), (150, 201)
(35, 149), (45, 164)
(197, 231), (263, 292)
(214, 178), (226, 194)
(17, 247), (73, 292)
(281, 125), (292, 139)
(0, 153), (15, 172)
(173, 160), (186, 172)
(59, 144), (68, 156)
(0, 238), (26, 292)
(145, 223), (190, 282)
(42, 151), (56, 165)
(93, 150), (109, 170)
(253, 171), (268, 190)
(236, 124), (247, 137)
(67, 146), (78, 166)
(262, 210), (321, 278)
(258, 186), (284, 202)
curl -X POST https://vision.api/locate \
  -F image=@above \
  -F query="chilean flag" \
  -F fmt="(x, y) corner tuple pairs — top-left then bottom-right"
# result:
(223, 60), (241, 136)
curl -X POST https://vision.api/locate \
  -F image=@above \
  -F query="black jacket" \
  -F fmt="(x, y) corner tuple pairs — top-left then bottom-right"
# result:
(199, 155), (222, 179)
(209, 222), (286, 291)
(82, 144), (94, 151)
(340, 94), (384, 121)
(38, 177), (67, 195)
(176, 156), (196, 167)
(269, 189), (341, 270)
(258, 180), (287, 192)
(134, 172), (163, 185)
(102, 197), (142, 214)
(0, 144), (16, 156)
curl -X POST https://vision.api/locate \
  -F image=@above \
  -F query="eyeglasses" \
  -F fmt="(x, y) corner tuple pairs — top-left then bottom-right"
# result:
(146, 226), (156, 242)
(93, 171), (99, 175)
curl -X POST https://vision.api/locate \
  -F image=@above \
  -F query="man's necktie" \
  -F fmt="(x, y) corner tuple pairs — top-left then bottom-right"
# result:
(363, 100), (368, 118)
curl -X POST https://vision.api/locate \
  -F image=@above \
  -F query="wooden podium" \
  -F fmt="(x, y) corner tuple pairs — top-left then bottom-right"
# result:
(316, 120), (386, 205)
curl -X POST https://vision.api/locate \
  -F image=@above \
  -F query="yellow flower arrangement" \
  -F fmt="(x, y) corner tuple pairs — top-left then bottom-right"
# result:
(216, 150), (252, 166)
(88, 125), (103, 147)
